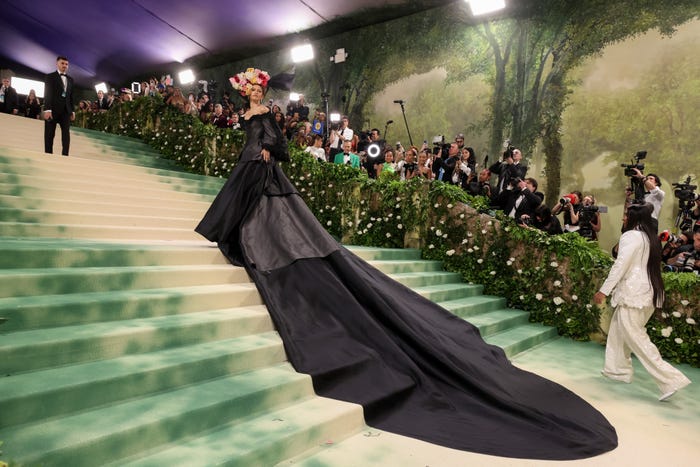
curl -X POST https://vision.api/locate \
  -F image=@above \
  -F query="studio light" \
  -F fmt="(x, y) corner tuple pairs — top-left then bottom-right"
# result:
(291, 44), (314, 63)
(466, 0), (506, 16)
(94, 82), (108, 94)
(329, 112), (341, 123)
(289, 92), (300, 102)
(178, 69), (195, 85)
(12, 77), (45, 97)
(367, 143), (381, 159)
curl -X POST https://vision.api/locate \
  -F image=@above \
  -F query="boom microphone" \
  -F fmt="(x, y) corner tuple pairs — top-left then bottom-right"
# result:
(393, 100), (404, 104)
(386, 120), (394, 124)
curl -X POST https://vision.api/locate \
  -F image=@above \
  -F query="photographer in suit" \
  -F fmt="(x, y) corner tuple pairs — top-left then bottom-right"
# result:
(489, 146), (527, 198)
(43, 56), (75, 156)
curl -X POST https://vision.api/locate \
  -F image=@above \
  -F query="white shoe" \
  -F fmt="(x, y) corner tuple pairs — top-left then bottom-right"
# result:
(659, 390), (676, 402)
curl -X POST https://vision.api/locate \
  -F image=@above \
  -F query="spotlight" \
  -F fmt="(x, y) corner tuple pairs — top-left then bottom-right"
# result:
(178, 69), (195, 85)
(94, 82), (108, 94)
(289, 92), (300, 102)
(466, 0), (506, 16)
(329, 112), (341, 123)
(12, 77), (45, 97)
(291, 44), (314, 63)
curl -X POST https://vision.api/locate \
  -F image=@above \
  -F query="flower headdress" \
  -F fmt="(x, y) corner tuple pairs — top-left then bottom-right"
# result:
(229, 68), (271, 97)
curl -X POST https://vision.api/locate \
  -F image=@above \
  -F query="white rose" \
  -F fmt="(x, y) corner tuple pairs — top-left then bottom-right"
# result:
(519, 295), (525, 300)
(550, 261), (558, 267)
(571, 295), (578, 301)
(461, 239), (468, 244)
(686, 318), (696, 325)
(467, 248), (474, 253)
(446, 249), (455, 256)
(435, 229), (442, 236)
(535, 294), (543, 301)
(490, 270), (496, 275)
(447, 203), (453, 208)
(661, 326), (673, 338)
(477, 259), (484, 264)
(674, 338), (683, 344)
(680, 300), (690, 306)
(517, 269), (523, 274)
(481, 229), (487, 234)
(428, 244), (435, 249)
(459, 214), (465, 219)
(397, 224), (403, 229)
(326, 221), (332, 226)
(553, 297), (564, 305)
(553, 280), (561, 287)
(566, 318), (572, 323)
(672, 311), (682, 318)
(386, 233), (391, 238)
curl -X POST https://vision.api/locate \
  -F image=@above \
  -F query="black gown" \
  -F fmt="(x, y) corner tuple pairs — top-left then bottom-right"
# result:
(195, 111), (617, 460)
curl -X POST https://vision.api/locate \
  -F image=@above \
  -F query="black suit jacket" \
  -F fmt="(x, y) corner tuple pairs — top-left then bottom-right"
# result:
(494, 188), (542, 219)
(0, 85), (18, 114)
(44, 71), (74, 117)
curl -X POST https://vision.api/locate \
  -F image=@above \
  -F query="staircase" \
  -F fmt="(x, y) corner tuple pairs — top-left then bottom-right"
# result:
(0, 114), (556, 466)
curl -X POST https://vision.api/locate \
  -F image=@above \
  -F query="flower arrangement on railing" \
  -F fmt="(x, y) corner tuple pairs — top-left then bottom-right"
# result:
(73, 100), (699, 366)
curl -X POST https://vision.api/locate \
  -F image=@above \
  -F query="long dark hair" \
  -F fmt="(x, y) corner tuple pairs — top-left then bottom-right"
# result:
(626, 203), (665, 307)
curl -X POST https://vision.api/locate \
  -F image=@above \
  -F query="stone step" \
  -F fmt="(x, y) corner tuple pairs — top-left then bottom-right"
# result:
(0, 305), (274, 374)
(416, 282), (484, 303)
(116, 396), (364, 467)
(440, 295), (509, 318)
(0, 239), (224, 269)
(485, 324), (559, 358)
(467, 309), (531, 337)
(0, 364), (314, 467)
(0, 332), (284, 429)
(0, 264), (250, 298)
(0, 220), (203, 240)
(0, 283), (263, 332)
(0, 207), (198, 229)
(388, 270), (463, 288)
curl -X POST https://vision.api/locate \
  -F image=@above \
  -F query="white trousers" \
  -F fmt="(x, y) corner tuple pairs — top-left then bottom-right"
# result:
(603, 304), (691, 395)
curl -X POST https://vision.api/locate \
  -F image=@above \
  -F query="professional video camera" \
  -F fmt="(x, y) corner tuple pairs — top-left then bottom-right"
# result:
(672, 176), (698, 231)
(673, 176), (697, 202)
(559, 193), (580, 206)
(621, 150), (648, 202)
(431, 135), (450, 155)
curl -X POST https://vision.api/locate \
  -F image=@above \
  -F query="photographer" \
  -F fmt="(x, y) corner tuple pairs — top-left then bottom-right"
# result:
(572, 195), (602, 241)
(664, 230), (700, 273)
(631, 169), (664, 233)
(489, 147), (527, 197)
(466, 168), (492, 198)
(660, 230), (691, 264)
(492, 177), (542, 221)
(522, 205), (563, 235)
(552, 191), (582, 232)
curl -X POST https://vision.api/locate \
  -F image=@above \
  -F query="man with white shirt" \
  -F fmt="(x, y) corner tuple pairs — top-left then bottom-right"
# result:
(43, 56), (75, 156)
(632, 168), (664, 232)
(330, 115), (354, 158)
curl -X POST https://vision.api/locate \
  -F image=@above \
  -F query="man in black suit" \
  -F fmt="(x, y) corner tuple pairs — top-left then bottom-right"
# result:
(492, 177), (542, 221)
(0, 76), (19, 114)
(44, 55), (75, 156)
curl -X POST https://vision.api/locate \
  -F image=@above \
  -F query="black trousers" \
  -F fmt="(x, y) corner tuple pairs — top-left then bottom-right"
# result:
(44, 113), (71, 156)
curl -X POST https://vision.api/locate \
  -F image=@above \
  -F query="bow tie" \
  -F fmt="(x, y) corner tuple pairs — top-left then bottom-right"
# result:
(59, 73), (66, 76)
(344, 153), (350, 156)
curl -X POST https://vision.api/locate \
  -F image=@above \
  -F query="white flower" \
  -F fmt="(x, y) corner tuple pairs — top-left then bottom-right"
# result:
(467, 232), (473, 237)
(489, 270), (496, 275)
(459, 214), (465, 219)
(446, 249), (455, 256)
(396, 197), (401, 201)
(566, 318), (572, 323)
(447, 203), (453, 209)
(481, 229), (487, 234)
(674, 338), (683, 344)
(517, 269), (523, 274)
(477, 259), (484, 264)
(366, 223), (373, 229)
(397, 224), (403, 229)
(535, 293), (543, 301)
(553, 297), (564, 305)
(428, 244), (435, 249)
(672, 311), (682, 318)
(371, 217), (376, 221)
(509, 257), (515, 262)
(506, 260), (513, 266)
(571, 295), (578, 301)
(686, 318), (696, 325)
(586, 304), (592, 309)
(435, 229), (442, 236)
(473, 246), (479, 251)
(348, 222), (353, 227)
(680, 299), (690, 306)
(519, 295), (525, 300)
(504, 226), (510, 232)
(467, 248), (474, 253)
(550, 261), (558, 268)
(461, 239), (468, 244)
(434, 203), (439, 208)
(661, 327), (673, 338)
(556, 308), (561, 313)
(299, 176), (305, 181)
(661, 312), (668, 318)
(442, 234), (447, 239)
(326, 221), (332, 226)
(553, 280), (561, 287)
(396, 216), (401, 220)
(386, 233), (392, 238)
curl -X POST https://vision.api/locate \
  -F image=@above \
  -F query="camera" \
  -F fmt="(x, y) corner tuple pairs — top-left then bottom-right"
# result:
(621, 150), (647, 177)
(663, 251), (698, 273)
(672, 176), (697, 202)
(659, 230), (682, 244)
(559, 193), (579, 206)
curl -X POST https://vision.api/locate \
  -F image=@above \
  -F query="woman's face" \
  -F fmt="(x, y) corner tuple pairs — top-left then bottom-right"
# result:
(418, 153), (427, 165)
(385, 151), (394, 162)
(249, 84), (264, 103)
(461, 149), (470, 160)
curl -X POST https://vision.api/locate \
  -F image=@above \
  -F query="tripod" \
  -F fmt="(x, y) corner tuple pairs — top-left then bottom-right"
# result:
(393, 100), (413, 147)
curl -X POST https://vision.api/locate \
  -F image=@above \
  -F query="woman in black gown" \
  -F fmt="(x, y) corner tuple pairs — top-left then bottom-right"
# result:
(196, 69), (617, 460)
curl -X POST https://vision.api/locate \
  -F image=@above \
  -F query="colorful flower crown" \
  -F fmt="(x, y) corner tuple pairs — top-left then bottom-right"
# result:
(229, 68), (271, 97)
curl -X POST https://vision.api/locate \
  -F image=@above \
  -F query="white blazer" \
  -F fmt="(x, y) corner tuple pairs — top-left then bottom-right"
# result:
(599, 229), (657, 309)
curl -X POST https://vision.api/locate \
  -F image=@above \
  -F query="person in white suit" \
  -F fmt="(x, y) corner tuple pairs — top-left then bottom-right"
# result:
(594, 202), (691, 401)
